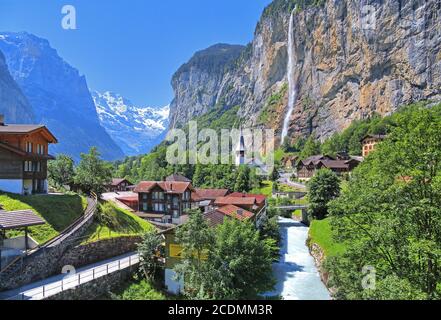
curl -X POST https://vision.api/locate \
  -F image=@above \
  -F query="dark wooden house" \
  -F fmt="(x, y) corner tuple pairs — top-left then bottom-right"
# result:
(0, 115), (58, 195)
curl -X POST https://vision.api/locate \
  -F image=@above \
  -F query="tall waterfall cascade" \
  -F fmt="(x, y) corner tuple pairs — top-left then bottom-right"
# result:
(281, 10), (297, 143)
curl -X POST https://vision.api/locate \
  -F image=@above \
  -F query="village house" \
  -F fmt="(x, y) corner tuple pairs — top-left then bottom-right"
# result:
(361, 134), (387, 157)
(163, 191), (268, 294)
(106, 178), (134, 192)
(296, 154), (362, 181)
(192, 188), (230, 212)
(0, 115), (58, 195)
(281, 155), (299, 171)
(133, 180), (193, 225)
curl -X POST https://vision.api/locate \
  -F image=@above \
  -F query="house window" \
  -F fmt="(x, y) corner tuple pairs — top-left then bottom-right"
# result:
(183, 191), (190, 201)
(153, 192), (164, 200)
(154, 203), (164, 212)
(142, 202), (148, 211)
(26, 142), (32, 153)
(142, 194), (148, 200)
(173, 210), (179, 219)
(24, 161), (32, 172)
(36, 144), (45, 155)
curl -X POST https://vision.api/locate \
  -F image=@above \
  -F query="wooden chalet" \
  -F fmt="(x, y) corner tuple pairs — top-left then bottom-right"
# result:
(296, 154), (362, 180)
(0, 115), (58, 195)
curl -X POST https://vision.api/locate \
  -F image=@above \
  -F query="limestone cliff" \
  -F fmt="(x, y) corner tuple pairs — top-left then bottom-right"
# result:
(169, 0), (441, 143)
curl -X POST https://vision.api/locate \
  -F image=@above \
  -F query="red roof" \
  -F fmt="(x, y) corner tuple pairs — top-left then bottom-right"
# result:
(195, 188), (229, 200)
(203, 210), (229, 227)
(134, 181), (192, 194)
(214, 196), (257, 206)
(216, 205), (254, 221)
(227, 192), (266, 205)
(116, 196), (139, 204)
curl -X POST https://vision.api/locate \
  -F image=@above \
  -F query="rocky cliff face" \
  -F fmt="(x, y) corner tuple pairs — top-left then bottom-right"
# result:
(169, 0), (441, 143)
(0, 32), (125, 161)
(0, 49), (35, 123)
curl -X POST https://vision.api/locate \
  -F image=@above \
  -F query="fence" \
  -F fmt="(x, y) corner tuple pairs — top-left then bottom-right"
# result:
(4, 253), (139, 300)
(0, 193), (98, 275)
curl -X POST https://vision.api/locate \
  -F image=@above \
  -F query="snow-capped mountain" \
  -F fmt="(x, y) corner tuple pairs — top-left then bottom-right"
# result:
(92, 91), (170, 156)
(0, 32), (125, 161)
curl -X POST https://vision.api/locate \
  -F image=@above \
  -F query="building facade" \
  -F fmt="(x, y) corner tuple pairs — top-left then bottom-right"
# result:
(0, 116), (57, 195)
(361, 134), (387, 157)
(134, 181), (193, 225)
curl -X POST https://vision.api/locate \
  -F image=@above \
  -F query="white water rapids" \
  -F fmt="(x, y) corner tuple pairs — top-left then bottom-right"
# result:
(281, 10), (297, 143)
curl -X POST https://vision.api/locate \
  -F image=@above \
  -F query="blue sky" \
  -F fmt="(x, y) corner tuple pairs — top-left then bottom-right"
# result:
(0, 0), (272, 107)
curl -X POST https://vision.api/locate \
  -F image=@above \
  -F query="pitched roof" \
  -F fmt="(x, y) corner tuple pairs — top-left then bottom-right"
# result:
(133, 181), (157, 193)
(134, 181), (192, 194)
(195, 188), (229, 200)
(203, 210), (229, 227)
(216, 204), (254, 221)
(166, 174), (191, 182)
(320, 160), (350, 170)
(361, 134), (387, 142)
(111, 178), (132, 186)
(227, 192), (266, 205)
(0, 124), (58, 143)
(214, 196), (257, 206)
(0, 210), (46, 230)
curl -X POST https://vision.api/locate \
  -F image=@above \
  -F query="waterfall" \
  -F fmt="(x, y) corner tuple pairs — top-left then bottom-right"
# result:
(281, 10), (297, 143)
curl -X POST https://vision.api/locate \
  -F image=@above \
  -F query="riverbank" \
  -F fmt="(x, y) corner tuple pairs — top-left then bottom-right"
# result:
(265, 217), (330, 300)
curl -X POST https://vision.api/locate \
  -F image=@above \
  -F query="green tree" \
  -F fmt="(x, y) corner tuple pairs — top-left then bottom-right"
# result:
(234, 165), (251, 192)
(204, 219), (276, 299)
(308, 169), (340, 220)
(269, 168), (280, 182)
(74, 147), (113, 194)
(47, 154), (75, 189)
(300, 136), (321, 159)
(327, 104), (441, 300)
(174, 209), (214, 299)
(137, 231), (163, 281)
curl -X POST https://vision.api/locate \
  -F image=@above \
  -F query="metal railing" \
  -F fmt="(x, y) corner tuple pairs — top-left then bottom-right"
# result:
(4, 253), (139, 300)
(0, 193), (98, 274)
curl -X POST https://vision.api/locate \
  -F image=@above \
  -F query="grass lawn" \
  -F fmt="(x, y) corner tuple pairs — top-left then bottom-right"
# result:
(251, 180), (273, 197)
(0, 192), (87, 244)
(309, 218), (346, 257)
(110, 278), (167, 300)
(82, 202), (154, 243)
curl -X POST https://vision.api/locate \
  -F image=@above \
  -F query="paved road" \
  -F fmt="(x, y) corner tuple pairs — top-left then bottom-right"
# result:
(265, 217), (330, 300)
(278, 173), (307, 191)
(0, 252), (139, 300)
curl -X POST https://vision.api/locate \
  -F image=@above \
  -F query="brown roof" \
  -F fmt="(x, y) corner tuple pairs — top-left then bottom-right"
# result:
(320, 160), (350, 170)
(111, 178), (132, 186)
(216, 205), (254, 221)
(195, 188), (229, 200)
(134, 181), (192, 194)
(0, 124), (58, 143)
(227, 192), (266, 205)
(214, 196), (257, 206)
(361, 134), (387, 142)
(0, 210), (46, 230)
(203, 210), (229, 227)
(165, 174), (191, 182)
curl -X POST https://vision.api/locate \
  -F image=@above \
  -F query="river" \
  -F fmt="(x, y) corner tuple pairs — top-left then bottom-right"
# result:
(265, 217), (331, 300)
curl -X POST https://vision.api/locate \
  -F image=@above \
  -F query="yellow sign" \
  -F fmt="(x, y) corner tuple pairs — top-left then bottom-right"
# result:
(169, 244), (208, 260)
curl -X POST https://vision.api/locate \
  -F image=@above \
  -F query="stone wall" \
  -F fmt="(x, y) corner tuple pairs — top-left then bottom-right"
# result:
(46, 265), (137, 300)
(0, 236), (141, 291)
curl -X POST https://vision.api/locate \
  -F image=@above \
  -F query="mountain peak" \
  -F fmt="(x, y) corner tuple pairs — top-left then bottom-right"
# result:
(92, 90), (170, 156)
